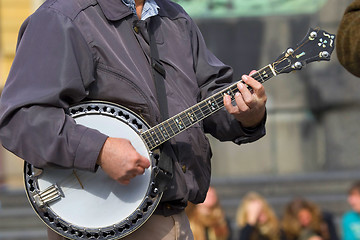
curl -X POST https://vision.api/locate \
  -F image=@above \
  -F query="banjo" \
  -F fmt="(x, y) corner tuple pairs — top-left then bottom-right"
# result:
(24, 28), (335, 239)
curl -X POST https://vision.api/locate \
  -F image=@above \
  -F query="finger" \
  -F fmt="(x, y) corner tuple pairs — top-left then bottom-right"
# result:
(242, 75), (264, 96)
(137, 166), (146, 175)
(137, 155), (150, 169)
(223, 93), (238, 114)
(234, 91), (250, 112)
(237, 80), (254, 105)
(119, 178), (130, 185)
(134, 162), (146, 175)
(124, 171), (138, 181)
(237, 80), (259, 110)
(249, 70), (257, 76)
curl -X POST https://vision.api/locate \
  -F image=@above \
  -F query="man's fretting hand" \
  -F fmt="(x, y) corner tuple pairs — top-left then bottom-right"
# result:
(97, 137), (150, 185)
(224, 70), (267, 128)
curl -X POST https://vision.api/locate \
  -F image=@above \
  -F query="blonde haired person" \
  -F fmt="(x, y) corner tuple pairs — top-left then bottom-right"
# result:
(281, 198), (338, 240)
(236, 192), (281, 240)
(186, 186), (230, 240)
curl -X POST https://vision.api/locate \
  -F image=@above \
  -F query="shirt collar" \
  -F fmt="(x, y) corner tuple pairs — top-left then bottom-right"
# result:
(97, 0), (159, 21)
(97, 0), (133, 21)
(141, 0), (159, 20)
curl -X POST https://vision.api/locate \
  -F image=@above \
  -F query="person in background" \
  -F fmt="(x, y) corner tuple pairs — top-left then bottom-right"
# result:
(186, 186), (230, 240)
(336, 0), (360, 77)
(281, 198), (338, 240)
(342, 181), (360, 240)
(236, 191), (282, 240)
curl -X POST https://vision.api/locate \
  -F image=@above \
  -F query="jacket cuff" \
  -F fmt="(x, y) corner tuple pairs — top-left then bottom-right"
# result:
(74, 127), (108, 172)
(232, 110), (267, 145)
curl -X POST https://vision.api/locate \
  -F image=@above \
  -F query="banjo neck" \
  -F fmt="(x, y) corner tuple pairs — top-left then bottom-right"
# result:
(141, 64), (276, 150)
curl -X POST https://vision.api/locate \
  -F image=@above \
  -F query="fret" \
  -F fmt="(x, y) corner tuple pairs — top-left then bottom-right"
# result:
(143, 131), (155, 149)
(142, 131), (151, 148)
(225, 87), (235, 98)
(154, 127), (166, 143)
(187, 108), (198, 123)
(143, 132), (151, 144)
(154, 127), (164, 143)
(199, 101), (212, 117)
(220, 89), (229, 97)
(254, 71), (265, 83)
(215, 92), (225, 106)
(229, 85), (239, 99)
(143, 130), (157, 149)
(179, 112), (192, 128)
(149, 129), (162, 147)
(194, 104), (204, 119)
(254, 65), (274, 84)
(173, 116), (185, 131)
(207, 96), (220, 112)
(163, 120), (176, 137)
(159, 123), (170, 140)
(168, 118), (181, 135)
(260, 70), (268, 83)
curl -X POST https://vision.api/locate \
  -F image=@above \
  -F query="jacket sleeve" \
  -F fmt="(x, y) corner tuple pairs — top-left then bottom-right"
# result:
(0, 8), (108, 171)
(337, 0), (360, 77)
(189, 19), (266, 144)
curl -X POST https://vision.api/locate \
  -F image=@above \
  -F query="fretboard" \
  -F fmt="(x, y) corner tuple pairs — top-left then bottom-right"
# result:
(141, 64), (276, 150)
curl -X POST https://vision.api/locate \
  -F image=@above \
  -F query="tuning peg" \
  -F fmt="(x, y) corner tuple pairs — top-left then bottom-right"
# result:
(285, 48), (294, 57)
(293, 62), (303, 70)
(320, 51), (330, 59)
(310, 31), (318, 39)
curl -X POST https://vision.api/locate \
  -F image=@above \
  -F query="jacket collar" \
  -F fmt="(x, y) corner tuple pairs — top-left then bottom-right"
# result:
(97, 0), (133, 21)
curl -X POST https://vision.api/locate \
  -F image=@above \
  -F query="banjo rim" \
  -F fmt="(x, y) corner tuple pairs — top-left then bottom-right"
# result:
(23, 101), (163, 239)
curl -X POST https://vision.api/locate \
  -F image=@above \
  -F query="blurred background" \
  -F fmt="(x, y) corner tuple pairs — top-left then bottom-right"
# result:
(0, 0), (359, 239)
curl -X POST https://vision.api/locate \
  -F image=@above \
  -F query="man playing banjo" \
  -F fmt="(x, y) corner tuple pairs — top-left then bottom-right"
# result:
(0, 0), (267, 239)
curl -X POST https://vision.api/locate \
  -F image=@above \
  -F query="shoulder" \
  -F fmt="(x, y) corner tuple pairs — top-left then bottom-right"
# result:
(20, 0), (100, 37)
(342, 211), (359, 222)
(35, 0), (98, 21)
(16, 0), (97, 49)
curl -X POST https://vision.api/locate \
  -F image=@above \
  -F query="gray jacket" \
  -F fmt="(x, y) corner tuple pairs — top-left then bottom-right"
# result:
(0, 0), (265, 209)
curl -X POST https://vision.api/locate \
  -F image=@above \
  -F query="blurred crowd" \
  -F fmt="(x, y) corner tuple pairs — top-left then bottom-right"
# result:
(185, 181), (360, 240)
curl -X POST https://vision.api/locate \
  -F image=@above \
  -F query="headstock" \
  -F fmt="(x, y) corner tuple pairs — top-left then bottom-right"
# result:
(272, 28), (335, 74)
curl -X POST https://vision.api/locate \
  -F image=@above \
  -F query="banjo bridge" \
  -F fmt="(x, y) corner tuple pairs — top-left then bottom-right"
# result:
(34, 183), (64, 208)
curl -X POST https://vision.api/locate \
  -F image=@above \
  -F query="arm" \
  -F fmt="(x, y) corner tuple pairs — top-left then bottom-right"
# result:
(190, 20), (266, 144)
(0, 8), (149, 184)
(0, 8), (151, 186)
(0, 9), (105, 171)
(337, 0), (360, 77)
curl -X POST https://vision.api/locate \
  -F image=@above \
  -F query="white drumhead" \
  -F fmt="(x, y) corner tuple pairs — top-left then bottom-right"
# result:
(37, 113), (151, 228)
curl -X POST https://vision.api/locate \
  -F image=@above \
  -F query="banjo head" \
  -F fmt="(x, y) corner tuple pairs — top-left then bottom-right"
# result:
(24, 101), (162, 239)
